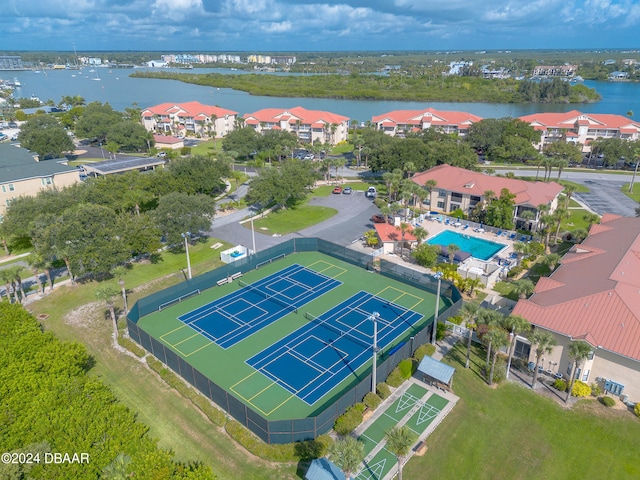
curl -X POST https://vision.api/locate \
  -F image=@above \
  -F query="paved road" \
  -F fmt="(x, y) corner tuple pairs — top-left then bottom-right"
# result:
(507, 169), (638, 216)
(208, 188), (381, 251)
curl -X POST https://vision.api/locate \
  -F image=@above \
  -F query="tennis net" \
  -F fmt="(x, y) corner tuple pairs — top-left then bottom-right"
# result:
(238, 280), (298, 314)
(304, 312), (371, 350)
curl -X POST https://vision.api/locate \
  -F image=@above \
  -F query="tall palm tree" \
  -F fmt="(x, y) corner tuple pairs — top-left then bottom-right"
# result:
(412, 226), (428, 244)
(562, 184), (577, 209)
(8, 265), (26, 303)
(486, 326), (509, 386)
(459, 302), (481, 368)
(565, 340), (592, 403)
(512, 278), (535, 299)
(111, 266), (128, 316)
(478, 309), (504, 370)
(423, 179), (437, 209)
(0, 268), (15, 302)
(530, 330), (556, 389)
(96, 286), (120, 343)
(503, 314), (531, 378)
(27, 252), (47, 296)
(553, 207), (569, 244)
(396, 222), (411, 256)
(542, 253), (561, 272)
(328, 437), (365, 480)
(385, 426), (416, 480)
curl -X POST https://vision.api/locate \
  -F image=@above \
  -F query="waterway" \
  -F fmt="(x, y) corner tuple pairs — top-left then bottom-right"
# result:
(5, 68), (640, 121)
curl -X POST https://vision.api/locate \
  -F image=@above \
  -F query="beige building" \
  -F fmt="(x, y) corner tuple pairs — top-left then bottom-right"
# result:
(0, 143), (80, 217)
(513, 214), (640, 404)
(141, 101), (238, 139)
(243, 107), (350, 146)
(411, 165), (564, 231)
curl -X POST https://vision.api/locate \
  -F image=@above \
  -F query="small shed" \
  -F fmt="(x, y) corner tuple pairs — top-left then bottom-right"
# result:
(305, 458), (344, 480)
(220, 245), (251, 264)
(373, 223), (417, 255)
(416, 355), (456, 391)
(153, 134), (184, 150)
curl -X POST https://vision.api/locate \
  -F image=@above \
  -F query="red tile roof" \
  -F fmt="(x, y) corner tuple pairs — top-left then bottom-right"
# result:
(519, 111), (640, 133)
(513, 216), (640, 361)
(411, 164), (563, 208)
(374, 223), (417, 243)
(141, 101), (238, 119)
(243, 106), (349, 125)
(153, 134), (182, 144)
(371, 108), (482, 129)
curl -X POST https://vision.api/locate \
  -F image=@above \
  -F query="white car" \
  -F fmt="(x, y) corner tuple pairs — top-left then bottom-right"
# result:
(366, 186), (377, 198)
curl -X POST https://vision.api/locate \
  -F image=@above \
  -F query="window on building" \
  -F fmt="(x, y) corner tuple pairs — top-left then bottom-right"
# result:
(437, 201), (445, 209)
(41, 177), (53, 186)
(1, 185), (5, 193)
(581, 369), (590, 382)
(8, 184), (14, 192)
(604, 380), (624, 396)
(438, 189), (447, 198)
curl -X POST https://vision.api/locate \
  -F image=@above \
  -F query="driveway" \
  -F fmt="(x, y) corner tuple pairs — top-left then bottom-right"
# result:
(208, 188), (382, 251)
(504, 169), (638, 216)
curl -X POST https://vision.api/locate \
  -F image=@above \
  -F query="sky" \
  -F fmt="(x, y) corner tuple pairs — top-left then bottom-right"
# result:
(1, 0), (639, 52)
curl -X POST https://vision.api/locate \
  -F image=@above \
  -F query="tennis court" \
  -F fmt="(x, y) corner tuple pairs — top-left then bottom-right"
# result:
(163, 264), (341, 350)
(243, 291), (423, 405)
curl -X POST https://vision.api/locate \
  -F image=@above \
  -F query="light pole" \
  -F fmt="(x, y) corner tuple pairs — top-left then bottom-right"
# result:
(369, 311), (380, 394)
(250, 210), (256, 254)
(119, 278), (128, 316)
(181, 232), (192, 280)
(431, 271), (443, 345)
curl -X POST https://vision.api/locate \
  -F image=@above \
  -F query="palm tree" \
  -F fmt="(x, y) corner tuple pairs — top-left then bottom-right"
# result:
(396, 222), (412, 256)
(412, 226), (428, 244)
(478, 309), (504, 370)
(486, 326), (509, 386)
(530, 330), (557, 389)
(459, 302), (480, 368)
(512, 278), (535, 299)
(423, 179), (437, 209)
(363, 229), (378, 248)
(0, 268), (15, 302)
(385, 426), (416, 480)
(327, 437), (365, 480)
(96, 286), (120, 343)
(565, 340), (592, 403)
(503, 314), (531, 378)
(542, 253), (561, 272)
(552, 207), (569, 244)
(582, 212), (600, 228)
(562, 184), (577, 209)
(447, 243), (460, 264)
(8, 265), (26, 303)
(27, 252), (47, 296)
(466, 277), (482, 297)
(555, 158), (568, 181)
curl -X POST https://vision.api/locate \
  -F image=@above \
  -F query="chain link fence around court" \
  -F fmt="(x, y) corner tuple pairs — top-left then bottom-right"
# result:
(126, 237), (462, 443)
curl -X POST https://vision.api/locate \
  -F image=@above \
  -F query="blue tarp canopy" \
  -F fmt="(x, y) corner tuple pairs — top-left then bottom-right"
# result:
(305, 458), (345, 480)
(417, 355), (456, 386)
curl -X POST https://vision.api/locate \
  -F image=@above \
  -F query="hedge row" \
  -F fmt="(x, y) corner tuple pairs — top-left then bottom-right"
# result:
(376, 382), (391, 400)
(146, 357), (227, 427)
(413, 344), (436, 362)
(118, 336), (146, 357)
(363, 392), (382, 410)
(224, 421), (297, 462)
(334, 403), (366, 436)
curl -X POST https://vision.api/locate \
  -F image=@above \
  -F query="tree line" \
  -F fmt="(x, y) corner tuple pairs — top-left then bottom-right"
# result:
(1, 155), (228, 292)
(0, 302), (214, 479)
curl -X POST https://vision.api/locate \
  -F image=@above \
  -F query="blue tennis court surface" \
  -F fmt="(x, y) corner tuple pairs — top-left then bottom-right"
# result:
(177, 264), (341, 348)
(247, 291), (424, 405)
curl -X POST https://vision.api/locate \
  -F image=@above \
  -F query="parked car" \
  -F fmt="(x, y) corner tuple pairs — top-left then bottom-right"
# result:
(371, 214), (386, 223)
(157, 151), (167, 158)
(342, 186), (352, 194)
(332, 186), (342, 194)
(365, 186), (377, 198)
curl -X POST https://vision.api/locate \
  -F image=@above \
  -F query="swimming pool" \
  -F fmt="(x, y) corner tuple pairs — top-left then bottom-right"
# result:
(426, 230), (506, 261)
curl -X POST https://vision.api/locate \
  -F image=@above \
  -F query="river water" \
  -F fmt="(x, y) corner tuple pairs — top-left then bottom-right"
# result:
(6, 68), (640, 121)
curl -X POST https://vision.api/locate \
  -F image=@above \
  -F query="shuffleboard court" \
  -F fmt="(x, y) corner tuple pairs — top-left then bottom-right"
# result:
(244, 291), (423, 405)
(169, 264), (341, 349)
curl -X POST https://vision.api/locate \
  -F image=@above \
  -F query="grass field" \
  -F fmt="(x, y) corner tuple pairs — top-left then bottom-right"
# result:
(136, 251), (449, 420)
(248, 205), (338, 235)
(404, 342), (640, 480)
(622, 182), (640, 203)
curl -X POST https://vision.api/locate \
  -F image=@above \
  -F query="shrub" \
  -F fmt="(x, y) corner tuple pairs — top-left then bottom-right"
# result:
(413, 343), (436, 362)
(436, 322), (447, 341)
(447, 315), (463, 325)
(386, 368), (404, 388)
(118, 336), (146, 357)
(634, 403), (640, 418)
(553, 379), (568, 392)
(397, 358), (414, 379)
(590, 383), (603, 397)
(225, 421), (297, 462)
(334, 403), (366, 436)
(363, 392), (382, 410)
(376, 382), (391, 400)
(492, 358), (507, 384)
(521, 258), (530, 269)
(507, 266), (524, 278)
(600, 396), (616, 408)
(571, 380), (591, 398)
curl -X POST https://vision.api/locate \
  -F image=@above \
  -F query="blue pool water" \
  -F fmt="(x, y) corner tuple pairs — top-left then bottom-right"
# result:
(427, 230), (506, 261)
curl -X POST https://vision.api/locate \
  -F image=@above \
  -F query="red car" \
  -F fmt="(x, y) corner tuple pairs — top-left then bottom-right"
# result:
(371, 214), (386, 223)
(332, 186), (342, 194)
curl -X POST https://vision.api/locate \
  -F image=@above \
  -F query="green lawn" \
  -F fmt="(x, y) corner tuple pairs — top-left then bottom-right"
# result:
(190, 139), (221, 156)
(249, 205), (338, 234)
(621, 182), (640, 203)
(404, 342), (640, 480)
